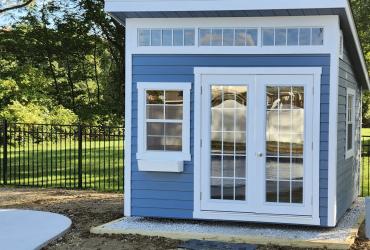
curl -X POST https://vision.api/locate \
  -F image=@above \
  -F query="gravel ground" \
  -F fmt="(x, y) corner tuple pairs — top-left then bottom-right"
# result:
(0, 187), (369, 249)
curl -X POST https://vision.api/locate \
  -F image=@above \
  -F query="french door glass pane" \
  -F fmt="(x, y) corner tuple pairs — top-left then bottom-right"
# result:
(265, 86), (304, 204)
(210, 85), (247, 201)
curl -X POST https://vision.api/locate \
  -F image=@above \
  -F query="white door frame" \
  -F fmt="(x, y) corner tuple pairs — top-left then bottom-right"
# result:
(193, 67), (322, 225)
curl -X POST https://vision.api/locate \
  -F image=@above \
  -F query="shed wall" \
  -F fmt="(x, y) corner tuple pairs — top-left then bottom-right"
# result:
(130, 54), (331, 226)
(336, 45), (361, 222)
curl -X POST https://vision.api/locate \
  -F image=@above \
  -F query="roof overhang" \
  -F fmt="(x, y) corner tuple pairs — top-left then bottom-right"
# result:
(105, 0), (369, 90)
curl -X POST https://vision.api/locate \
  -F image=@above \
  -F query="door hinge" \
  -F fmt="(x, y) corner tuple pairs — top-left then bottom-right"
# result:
(311, 196), (313, 205)
(201, 86), (203, 95)
(312, 142), (314, 150)
(200, 192), (202, 200)
(200, 139), (202, 148)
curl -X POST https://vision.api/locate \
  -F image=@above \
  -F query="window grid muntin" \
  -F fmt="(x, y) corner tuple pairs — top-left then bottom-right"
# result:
(265, 86), (304, 204)
(145, 90), (184, 152)
(210, 85), (247, 201)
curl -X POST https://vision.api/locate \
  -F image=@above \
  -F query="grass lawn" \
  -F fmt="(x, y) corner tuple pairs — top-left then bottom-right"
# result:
(0, 140), (124, 192)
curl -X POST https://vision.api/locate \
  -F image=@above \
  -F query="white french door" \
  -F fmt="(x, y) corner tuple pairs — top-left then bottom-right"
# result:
(200, 73), (314, 216)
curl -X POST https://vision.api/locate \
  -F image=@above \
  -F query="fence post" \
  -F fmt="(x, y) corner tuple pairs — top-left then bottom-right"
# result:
(77, 124), (83, 189)
(2, 120), (7, 185)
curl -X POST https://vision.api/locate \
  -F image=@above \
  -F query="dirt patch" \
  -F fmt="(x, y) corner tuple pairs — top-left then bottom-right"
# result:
(0, 187), (180, 250)
(0, 187), (369, 249)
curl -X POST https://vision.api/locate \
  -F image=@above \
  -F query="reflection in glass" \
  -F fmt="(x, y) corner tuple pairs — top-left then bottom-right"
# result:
(211, 29), (222, 46)
(184, 29), (195, 46)
(299, 28), (311, 46)
(235, 156), (246, 178)
(147, 123), (164, 136)
(147, 136), (164, 151)
(211, 132), (222, 154)
(292, 158), (304, 180)
(199, 29), (211, 46)
(262, 28), (274, 46)
(287, 28), (299, 46)
(265, 85), (305, 204)
(235, 29), (246, 46)
(211, 155), (222, 177)
(162, 29), (172, 46)
(165, 137), (182, 151)
(147, 91), (164, 104)
(138, 29), (150, 46)
(278, 157), (291, 181)
(173, 29), (184, 46)
(246, 29), (258, 46)
(223, 29), (234, 46)
(292, 181), (303, 203)
(266, 157), (278, 180)
(210, 85), (247, 201)
(211, 178), (221, 199)
(223, 156), (234, 177)
(312, 28), (324, 45)
(165, 106), (183, 120)
(266, 181), (277, 202)
(235, 179), (246, 200)
(151, 29), (161, 46)
(223, 179), (234, 200)
(147, 106), (164, 119)
(279, 181), (290, 203)
(275, 28), (287, 46)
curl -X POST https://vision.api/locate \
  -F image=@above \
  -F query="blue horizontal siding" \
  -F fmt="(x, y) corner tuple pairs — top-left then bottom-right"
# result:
(131, 54), (330, 225)
(336, 44), (361, 223)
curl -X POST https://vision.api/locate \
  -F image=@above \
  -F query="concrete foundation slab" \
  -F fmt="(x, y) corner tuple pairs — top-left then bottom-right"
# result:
(0, 209), (71, 250)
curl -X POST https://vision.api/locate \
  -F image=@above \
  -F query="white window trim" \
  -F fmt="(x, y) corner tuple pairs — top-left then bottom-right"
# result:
(127, 16), (337, 55)
(137, 82), (192, 165)
(345, 88), (356, 159)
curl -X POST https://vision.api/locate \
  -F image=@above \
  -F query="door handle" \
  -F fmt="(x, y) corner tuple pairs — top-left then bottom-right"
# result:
(257, 152), (263, 157)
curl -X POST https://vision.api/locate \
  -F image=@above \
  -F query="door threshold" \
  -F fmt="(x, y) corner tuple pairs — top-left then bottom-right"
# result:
(193, 210), (320, 226)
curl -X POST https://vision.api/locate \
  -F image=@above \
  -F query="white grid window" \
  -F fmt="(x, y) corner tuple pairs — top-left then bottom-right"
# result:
(137, 82), (191, 162)
(138, 28), (195, 47)
(199, 28), (258, 47)
(262, 27), (324, 46)
(146, 90), (183, 151)
(210, 86), (248, 201)
(346, 88), (355, 159)
(265, 86), (305, 204)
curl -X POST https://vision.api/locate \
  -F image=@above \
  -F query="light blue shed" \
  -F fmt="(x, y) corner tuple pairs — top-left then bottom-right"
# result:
(105, 0), (369, 227)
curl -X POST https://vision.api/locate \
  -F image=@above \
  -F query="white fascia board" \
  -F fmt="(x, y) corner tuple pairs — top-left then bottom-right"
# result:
(105, 0), (348, 12)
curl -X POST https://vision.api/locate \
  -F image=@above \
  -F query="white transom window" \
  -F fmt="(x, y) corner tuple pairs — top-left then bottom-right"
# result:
(346, 88), (355, 159)
(137, 82), (191, 167)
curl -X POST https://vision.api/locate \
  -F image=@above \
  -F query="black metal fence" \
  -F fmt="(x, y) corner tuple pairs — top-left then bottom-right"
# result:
(0, 121), (124, 192)
(361, 135), (370, 197)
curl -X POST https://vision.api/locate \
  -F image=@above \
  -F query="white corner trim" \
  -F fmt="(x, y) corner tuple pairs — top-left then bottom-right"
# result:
(327, 15), (340, 227)
(124, 25), (133, 217)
